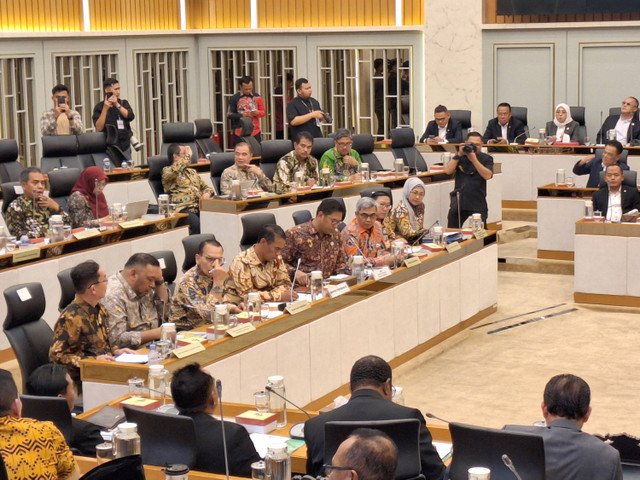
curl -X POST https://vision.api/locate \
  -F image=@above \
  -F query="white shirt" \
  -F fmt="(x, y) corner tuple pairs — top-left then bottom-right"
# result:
(438, 125), (448, 143)
(607, 189), (622, 222)
(501, 123), (508, 140)
(615, 117), (631, 145)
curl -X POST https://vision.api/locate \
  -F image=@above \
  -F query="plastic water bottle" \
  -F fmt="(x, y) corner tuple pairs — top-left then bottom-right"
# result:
(121, 160), (128, 170)
(147, 343), (159, 365)
(19, 233), (29, 246)
(267, 375), (287, 428)
(103, 157), (111, 173)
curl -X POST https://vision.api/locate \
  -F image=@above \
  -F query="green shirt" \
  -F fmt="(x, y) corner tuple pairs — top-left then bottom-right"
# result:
(319, 148), (361, 177)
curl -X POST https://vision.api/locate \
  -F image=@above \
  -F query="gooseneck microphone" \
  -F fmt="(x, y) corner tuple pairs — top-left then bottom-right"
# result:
(217, 379), (231, 480)
(347, 236), (373, 265)
(502, 454), (523, 480)
(290, 257), (301, 301)
(511, 125), (533, 145)
(265, 384), (310, 439)
(425, 412), (450, 424)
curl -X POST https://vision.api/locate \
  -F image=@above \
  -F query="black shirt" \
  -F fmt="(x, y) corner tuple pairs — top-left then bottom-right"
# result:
(92, 99), (135, 152)
(286, 96), (323, 139)
(453, 152), (494, 213)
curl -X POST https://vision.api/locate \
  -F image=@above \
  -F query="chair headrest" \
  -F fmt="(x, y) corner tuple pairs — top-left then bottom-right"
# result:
(352, 134), (374, 155)
(0, 139), (19, 163)
(569, 106), (585, 126)
(210, 153), (235, 176)
(449, 110), (472, 129)
(239, 117), (254, 136)
(42, 135), (79, 157)
(77, 132), (107, 154)
(194, 119), (213, 139)
(148, 155), (171, 180)
(260, 140), (293, 164)
(390, 128), (416, 148)
(48, 168), (81, 197)
(3, 283), (46, 329)
(162, 122), (195, 143)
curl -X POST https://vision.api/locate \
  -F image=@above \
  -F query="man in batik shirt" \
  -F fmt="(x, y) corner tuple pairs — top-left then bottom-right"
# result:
(319, 129), (362, 182)
(50, 260), (136, 382)
(341, 197), (394, 267)
(170, 238), (243, 329)
(220, 142), (273, 196)
(281, 199), (348, 286)
(273, 131), (319, 194)
(224, 225), (296, 304)
(40, 84), (84, 136)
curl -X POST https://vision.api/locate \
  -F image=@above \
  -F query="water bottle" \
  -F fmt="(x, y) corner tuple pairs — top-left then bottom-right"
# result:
(351, 255), (365, 283)
(471, 213), (483, 235)
(538, 128), (546, 145)
(148, 364), (167, 400)
(19, 232), (29, 246)
(161, 322), (177, 350)
(113, 422), (141, 458)
(585, 200), (594, 219)
(103, 156), (111, 173)
(265, 443), (291, 480)
(164, 464), (189, 480)
(555, 169), (565, 186)
(213, 304), (230, 338)
(310, 271), (323, 301)
(121, 160), (129, 170)
(147, 343), (159, 365)
(267, 375), (287, 428)
(245, 292), (262, 324)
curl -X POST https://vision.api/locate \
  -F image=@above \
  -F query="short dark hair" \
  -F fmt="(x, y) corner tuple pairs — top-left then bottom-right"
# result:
(374, 58), (384, 70)
(167, 143), (181, 163)
(234, 141), (253, 155)
(52, 84), (69, 96)
(239, 75), (253, 86)
(170, 363), (214, 414)
(434, 105), (448, 114)
(497, 102), (511, 111)
(350, 355), (392, 391)
(467, 131), (483, 141)
(371, 191), (392, 202)
(335, 129), (352, 141)
(257, 224), (286, 244)
(197, 238), (222, 256)
(605, 163), (623, 175)
(0, 369), (18, 416)
(27, 364), (69, 397)
(295, 131), (314, 144)
(342, 428), (398, 480)
(20, 166), (43, 184)
(316, 198), (346, 220)
(103, 77), (119, 89)
(124, 253), (160, 270)
(295, 78), (309, 91)
(543, 374), (590, 420)
(605, 139), (623, 155)
(71, 260), (101, 294)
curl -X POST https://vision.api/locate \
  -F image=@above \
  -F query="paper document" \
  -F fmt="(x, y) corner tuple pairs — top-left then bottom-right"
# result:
(115, 354), (148, 364)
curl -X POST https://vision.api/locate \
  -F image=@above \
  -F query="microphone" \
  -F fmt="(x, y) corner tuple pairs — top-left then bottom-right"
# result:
(347, 236), (373, 265)
(217, 379), (231, 480)
(598, 111), (604, 144)
(511, 125), (532, 145)
(265, 384), (310, 440)
(425, 412), (450, 424)
(290, 258), (301, 302)
(456, 190), (461, 231)
(94, 178), (100, 225)
(502, 454), (523, 480)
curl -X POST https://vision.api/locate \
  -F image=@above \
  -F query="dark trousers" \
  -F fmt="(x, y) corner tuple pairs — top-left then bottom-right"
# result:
(447, 208), (487, 229)
(186, 211), (201, 235)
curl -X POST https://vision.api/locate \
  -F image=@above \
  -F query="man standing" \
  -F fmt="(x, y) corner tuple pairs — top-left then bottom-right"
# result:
(0, 369), (80, 480)
(220, 142), (273, 195)
(482, 102), (526, 144)
(5, 166), (71, 238)
(162, 143), (214, 234)
(326, 429), (398, 480)
(320, 129), (362, 181)
(419, 105), (462, 144)
(40, 84), (84, 136)
(572, 140), (629, 188)
(274, 73), (293, 139)
(287, 78), (327, 139)
(228, 76), (266, 145)
(281, 198), (348, 285)
(170, 239), (243, 329)
(49, 260), (136, 382)
(592, 164), (640, 222)
(304, 355), (445, 480)
(273, 131), (319, 194)
(596, 96), (640, 145)
(505, 374), (622, 480)
(224, 224), (296, 304)
(92, 77), (135, 159)
(341, 197), (394, 267)
(443, 132), (494, 228)
(101, 253), (168, 350)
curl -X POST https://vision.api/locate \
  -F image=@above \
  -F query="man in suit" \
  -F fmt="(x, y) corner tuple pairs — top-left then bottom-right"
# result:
(170, 363), (260, 477)
(505, 374), (622, 480)
(572, 140), (629, 188)
(482, 102), (526, 144)
(592, 163), (640, 222)
(596, 96), (640, 145)
(304, 355), (445, 480)
(419, 105), (462, 144)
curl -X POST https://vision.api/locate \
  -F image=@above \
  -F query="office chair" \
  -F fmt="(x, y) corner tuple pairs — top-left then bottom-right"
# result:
(1, 181), (21, 217)
(161, 122), (198, 158)
(240, 213), (277, 251)
(511, 106), (528, 130)
(48, 167), (81, 211)
(181, 233), (217, 272)
(569, 106), (587, 144)
(147, 155), (172, 202)
(352, 134), (384, 171)
(311, 137), (335, 161)
(194, 118), (222, 157)
(598, 169), (637, 187)
(149, 250), (178, 293)
(390, 128), (427, 172)
(209, 152), (235, 195)
(292, 210), (312, 225)
(57, 268), (75, 312)
(360, 187), (393, 199)
(77, 132), (108, 169)
(41, 135), (81, 173)
(260, 139), (293, 180)
(239, 117), (262, 157)
(0, 138), (24, 183)
(19, 395), (73, 444)
(78, 455), (145, 480)
(449, 110), (472, 139)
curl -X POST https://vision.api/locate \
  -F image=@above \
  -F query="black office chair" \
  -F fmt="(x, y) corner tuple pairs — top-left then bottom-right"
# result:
(352, 134), (384, 171)
(149, 250), (178, 293)
(77, 132), (108, 169)
(448, 422), (546, 480)
(311, 137), (335, 161)
(292, 210), (312, 225)
(194, 118), (222, 157)
(569, 106), (587, 144)
(209, 152), (235, 195)
(41, 135), (81, 173)
(598, 169), (637, 187)
(609, 107), (621, 117)
(123, 405), (198, 468)
(239, 117), (262, 157)
(260, 139), (293, 180)
(1, 181), (21, 217)
(324, 419), (423, 480)
(181, 233), (216, 272)
(78, 454), (145, 480)
(511, 106), (528, 131)
(3, 283), (53, 391)
(48, 167), (81, 211)
(390, 128), (427, 172)
(330, 196), (347, 231)
(19, 394), (73, 443)
(0, 138), (24, 183)
(103, 124), (128, 166)
(161, 122), (198, 158)
(147, 155), (172, 202)
(57, 268), (75, 312)
(360, 187), (393, 199)
(449, 110), (472, 139)
(240, 213), (277, 251)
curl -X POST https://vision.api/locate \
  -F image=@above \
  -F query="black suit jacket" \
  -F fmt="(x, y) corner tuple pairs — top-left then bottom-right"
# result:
(596, 114), (640, 145)
(184, 411), (260, 477)
(419, 119), (463, 144)
(592, 185), (640, 217)
(482, 117), (526, 144)
(572, 158), (629, 188)
(303, 389), (445, 480)
(71, 417), (104, 456)
(545, 120), (583, 144)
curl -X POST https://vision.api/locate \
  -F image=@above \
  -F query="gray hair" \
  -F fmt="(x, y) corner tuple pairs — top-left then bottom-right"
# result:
(356, 197), (378, 212)
(335, 128), (352, 141)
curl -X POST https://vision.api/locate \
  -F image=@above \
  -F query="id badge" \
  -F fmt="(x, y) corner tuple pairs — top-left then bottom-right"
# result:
(117, 118), (125, 130)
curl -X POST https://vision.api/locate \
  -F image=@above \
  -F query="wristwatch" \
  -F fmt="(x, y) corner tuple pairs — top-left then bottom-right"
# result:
(212, 285), (223, 294)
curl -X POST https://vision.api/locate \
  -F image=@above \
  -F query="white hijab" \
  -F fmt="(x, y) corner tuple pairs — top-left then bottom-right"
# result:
(401, 177), (425, 230)
(553, 103), (573, 128)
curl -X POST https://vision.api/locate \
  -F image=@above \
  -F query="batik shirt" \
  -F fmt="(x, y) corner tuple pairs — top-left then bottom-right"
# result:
(383, 202), (425, 243)
(67, 191), (99, 228)
(49, 295), (114, 381)
(40, 107), (84, 136)
(101, 271), (164, 349)
(319, 148), (362, 177)
(220, 164), (273, 196)
(162, 161), (213, 212)
(0, 416), (77, 480)
(170, 265), (225, 329)
(224, 247), (291, 304)
(273, 151), (319, 194)
(5, 195), (71, 238)
(341, 218), (390, 267)
(281, 221), (348, 277)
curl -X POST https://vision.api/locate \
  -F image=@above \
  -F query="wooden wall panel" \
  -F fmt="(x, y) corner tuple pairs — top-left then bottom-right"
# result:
(186, 0), (251, 29)
(91, 0), (180, 31)
(484, 0), (640, 24)
(403, 0), (424, 26)
(0, 0), (83, 32)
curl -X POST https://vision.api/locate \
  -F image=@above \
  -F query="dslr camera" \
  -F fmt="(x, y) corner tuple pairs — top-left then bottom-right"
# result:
(462, 142), (476, 154)
(322, 111), (333, 123)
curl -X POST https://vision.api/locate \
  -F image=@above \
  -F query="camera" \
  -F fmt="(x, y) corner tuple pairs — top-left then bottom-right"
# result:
(322, 111), (333, 123)
(462, 143), (476, 154)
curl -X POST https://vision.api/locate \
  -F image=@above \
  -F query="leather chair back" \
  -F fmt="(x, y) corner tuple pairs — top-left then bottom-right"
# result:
(20, 395), (72, 443)
(0, 139), (24, 183)
(148, 155), (172, 201)
(598, 169), (637, 187)
(239, 117), (262, 157)
(1, 181), (21, 217)
(292, 210), (312, 225)
(390, 128), (427, 172)
(360, 187), (393, 199)
(181, 233), (217, 272)
(161, 122), (198, 158)
(240, 213), (277, 250)
(311, 137), (335, 161)
(57, 268), (75, 312)
(609, 107), (621, 117)
(511, 106), (528, 129)
(149, 250), (178, 288)
(209, 152), (235, 195)
(78, 455), (145, 480)
(449, 110), (472, 139)
(194, 118), (222, 156)
(41, 135), (81, 173)
(352, 134), (384, 171)
(48, 167), (81, 211)
(77, 132), (108, 169)
(260, 140), (292, 180)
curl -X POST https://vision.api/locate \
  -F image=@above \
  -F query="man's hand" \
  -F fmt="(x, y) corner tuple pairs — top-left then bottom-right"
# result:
(427, 136), (443, 144)
(104, 95), (116, 108)
(295, 270), (308, 287)
(96, 354), (115, 361)
(55, 103), (70, 119)
(343, 155), (359, 167)
(202, 192), (212, 200)
(312, 110), (326, 120)
(579, 154), (595, 166)
(280, 290), (299, 302)
(247, 164), (264, 177)
(348, 173), (362, 183)
(229, 304), (244, 314)
(210, 264), (228, 286)
(383, 255), (396, 267)
(114, 348), (137, 356)
(36, 194), (60, 212)
(306, 178), (317, 187)
(496, 137), (508, 145)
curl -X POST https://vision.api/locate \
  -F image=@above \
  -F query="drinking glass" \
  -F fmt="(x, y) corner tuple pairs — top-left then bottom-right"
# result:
(128, 377), (144, 397)
(260, 303), (271, 320)
(403, 166), (410, 176)
(593, 210), (603, 222)
(251, 461), (266, 480)
(96, 443), (114, 464)
(5, 236), (16, 253)
(254, 391), (269, 413)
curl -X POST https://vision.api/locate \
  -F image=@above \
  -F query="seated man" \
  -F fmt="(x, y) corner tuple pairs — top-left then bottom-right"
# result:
(572, 140), (629, 188)
(50, 260), (136, 382)
(220, 142), (273, 196)
(304, 355), (445, 480)
(40, 84), (84, 136)
(170, 239), (243, 329)
(341, 197), (394, 267)
(273, 131), (319, 194)
(101, 253), (167, 349)
(224, 224), (296, 304)
(482, 102), (526, 145)
(327, 428), (398, 480)
(281, 198), (348, 285)
(505, 373), (622, 480)
(596, 96), (640, 145)
(26, 364), (102, 456)
(320, 129), (362, 181)
(0, 369), (80, 480)
(592, 164), (640, 222)
(419, 105), (462, 144)
(170, 363), (260, 476)
(5, 166), (71, 238)
(162, 143), (214, 234)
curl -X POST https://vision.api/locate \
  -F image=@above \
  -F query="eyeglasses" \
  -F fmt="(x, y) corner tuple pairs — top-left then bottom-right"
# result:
(329, 218), (342, 226)
(336, 142), (353, 148)
(377, 203), (392, 209)
(357, 212), (377, 220)
(95, 181), (107, 188)
(201, 256), (225, 266)
(90, 279), (107, 288)
(323, 465), (357, 478)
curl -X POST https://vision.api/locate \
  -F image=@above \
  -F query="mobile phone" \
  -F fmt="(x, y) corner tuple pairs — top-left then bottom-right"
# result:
(57, 97), (65, 106)
(106, 93), (113, 101)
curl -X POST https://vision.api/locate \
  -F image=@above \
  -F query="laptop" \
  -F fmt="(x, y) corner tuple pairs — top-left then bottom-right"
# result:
(125, 200), (150, 220)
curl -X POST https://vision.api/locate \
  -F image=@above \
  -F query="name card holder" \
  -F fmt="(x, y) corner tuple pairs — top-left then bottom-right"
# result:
(285, 300), (311, 315)
(12, 248), (41, 263)
(172, 342), (206, 358)
(326, 282), (350, 298)
(403, 256), (421, 268)
(73, 228), (101, 240)
(227, 323), (257, 337)
(372, 266), (392, 280)
(473, 229), (487, 240)
(446, 241), (461, 253)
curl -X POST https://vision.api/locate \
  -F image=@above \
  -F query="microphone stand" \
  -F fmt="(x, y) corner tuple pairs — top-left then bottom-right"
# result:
(265, 385), (310, 439)
(94, 178), (100, 226)
(511, 125), (532, 145)
(290, 258), (301, 302)
(217, 379), (231, 480)
(502, 454), (523, 480)
(425, 412), (450, 424)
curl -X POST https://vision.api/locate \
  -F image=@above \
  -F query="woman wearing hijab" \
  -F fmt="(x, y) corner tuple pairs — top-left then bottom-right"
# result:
(67, 166), (109, 227)
(545, 104), (583, 144)
(383, 177), (426, 243)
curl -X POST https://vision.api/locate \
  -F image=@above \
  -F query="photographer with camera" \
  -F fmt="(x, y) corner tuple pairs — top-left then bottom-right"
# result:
(443, 131), (494, 228)
(92, 77), (135, 160)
